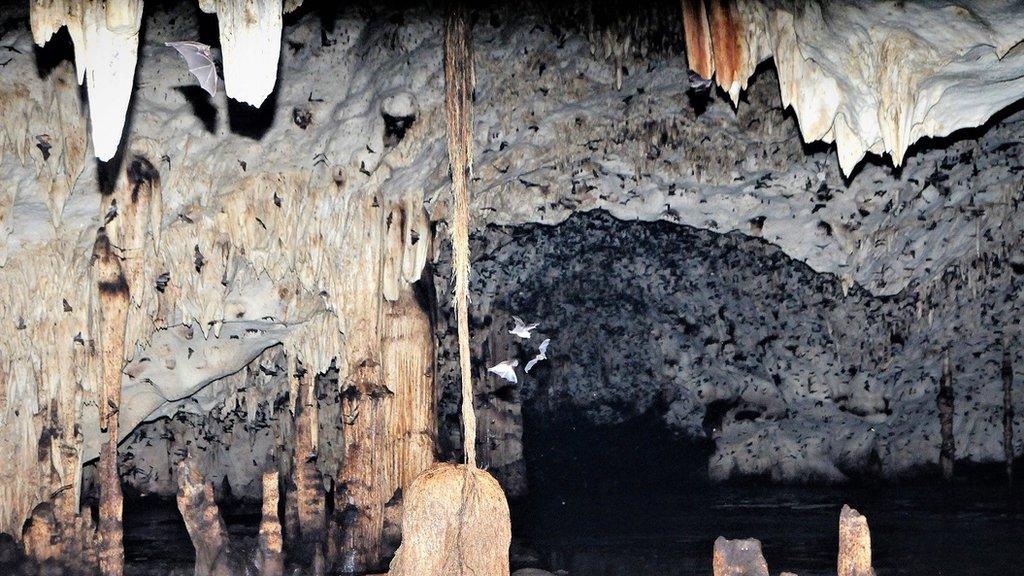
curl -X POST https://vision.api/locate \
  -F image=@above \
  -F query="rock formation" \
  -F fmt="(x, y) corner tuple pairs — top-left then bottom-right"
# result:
(938, 350), (956, 480)
(712, 536), (769, 576)
(1003, 348), (1015, 484)
(257, 471), (284, 576)
(175, 460), (233, 576)
(838, 505), (874, 576)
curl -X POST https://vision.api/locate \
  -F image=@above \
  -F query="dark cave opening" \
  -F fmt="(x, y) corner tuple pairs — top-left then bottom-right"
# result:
(120, 493), (262, 573)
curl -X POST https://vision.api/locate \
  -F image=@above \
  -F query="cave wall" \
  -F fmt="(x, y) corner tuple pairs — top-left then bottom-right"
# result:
(435, 211), (1023, 483)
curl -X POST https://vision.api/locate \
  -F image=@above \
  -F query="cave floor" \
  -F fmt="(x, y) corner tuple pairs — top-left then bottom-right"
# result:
(513, 481), (1024, 576)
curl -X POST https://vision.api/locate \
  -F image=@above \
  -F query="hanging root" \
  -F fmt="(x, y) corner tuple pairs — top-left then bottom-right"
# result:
(444, 1), (477, 469)
(386, 6), (512, 576)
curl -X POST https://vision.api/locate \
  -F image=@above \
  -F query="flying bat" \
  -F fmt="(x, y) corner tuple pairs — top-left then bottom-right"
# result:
(509, 316), (539, 339)
(165, 41), (220, 97)
(488, 359), (518, 384)
(525, 338), (550, 373)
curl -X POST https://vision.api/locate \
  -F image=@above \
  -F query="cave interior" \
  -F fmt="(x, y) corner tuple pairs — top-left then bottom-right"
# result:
(0, 1), (1023, 575)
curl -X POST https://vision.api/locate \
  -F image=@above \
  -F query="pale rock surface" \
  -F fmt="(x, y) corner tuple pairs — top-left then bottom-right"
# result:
(688, 0), (1024, 176)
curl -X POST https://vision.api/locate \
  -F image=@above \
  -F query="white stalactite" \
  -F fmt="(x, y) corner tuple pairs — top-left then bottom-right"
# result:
(29, 0), (143, 162)
(199, 0), (284, 108)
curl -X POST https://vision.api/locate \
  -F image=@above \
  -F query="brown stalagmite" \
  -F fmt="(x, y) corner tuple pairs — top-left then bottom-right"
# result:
(292, 367), (325, 575)
(92, 226), (129, 576)
(387, 7), (511, 576)
(1003, 347), (1015, 485)
(681, 0), (715, 79)
(175, 461), (233, 576)
(331, 192), (390, 573)
(712, 537), (769, 576)
(838, 505), (874, 576)
(938, 349), (956, 480)
(257, 471), (284, 576)
(336, 391), (388, 571)
(382, 202), (437, 490)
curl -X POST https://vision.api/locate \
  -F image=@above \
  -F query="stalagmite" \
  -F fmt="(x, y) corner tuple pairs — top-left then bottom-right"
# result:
(383, 201), (437, 490)
(291, 367), (325, 575)
(198, 0), (285, 107)
(838, 505), (874, 576)
(938, 350), (956, 481)
(332, 193), (389, 573)
(175, 461), (233, 576)
(256, 471), (284, 576)
(1003, 348), (1015, 485)
(91, 227), (129, 576)
(29, 0), (144, 161)
(712, 537), (769, 576)
(387, 6), (511, 576)
(387, 463), (511, 576)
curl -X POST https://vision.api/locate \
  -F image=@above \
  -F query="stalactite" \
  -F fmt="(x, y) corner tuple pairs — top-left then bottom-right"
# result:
(118, 155), (163, 349)
(1003, 348), (1015, 485)
(29, 0), (143, 161)
(444, 0), (477, 471)
(382, 200), (437, 491)
(681, 0), (715, 79)
(677, 0), (1024, 175)
(938, 350), (956, 481)
(705, 0), (746, 103)
(838, 505), (874, 576)
(198, 0), (285, 108)
(175, 461), (233, 576)
(91, 227), (129, 576)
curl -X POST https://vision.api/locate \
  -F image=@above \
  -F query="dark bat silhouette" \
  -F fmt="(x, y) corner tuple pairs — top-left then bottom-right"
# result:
(165, 41), (220, 97)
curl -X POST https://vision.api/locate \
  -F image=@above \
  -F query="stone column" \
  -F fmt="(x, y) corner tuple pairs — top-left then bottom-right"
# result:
(838, 505), (874, 576)
(937, 350), (956, 480)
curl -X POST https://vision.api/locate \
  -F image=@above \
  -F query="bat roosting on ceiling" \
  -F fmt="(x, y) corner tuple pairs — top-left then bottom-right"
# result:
(165, 41), (220, 97)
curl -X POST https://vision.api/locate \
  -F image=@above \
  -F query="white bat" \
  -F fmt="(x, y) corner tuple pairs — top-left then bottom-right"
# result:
(509, 316), (539, 339)
(166, 41), (220, 97)
(488, 359), (518, 384)
(525, 338), (550, 373)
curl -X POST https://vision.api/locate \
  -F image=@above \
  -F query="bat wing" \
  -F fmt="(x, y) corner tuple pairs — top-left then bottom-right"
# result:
(538, 338), (550, 356)
(525, 356), (540, 373)
(166, 41), (219, 97)
(488, 362), (518, 384)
